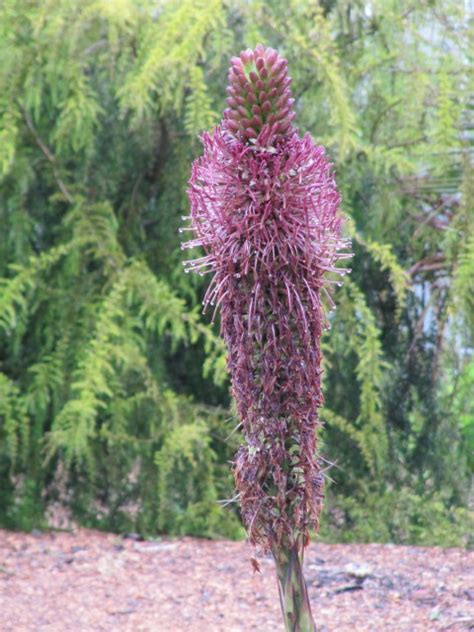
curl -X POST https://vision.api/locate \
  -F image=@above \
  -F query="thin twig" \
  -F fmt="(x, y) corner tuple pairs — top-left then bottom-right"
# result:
(19, 104), (74, 203)
(441, 618), (474, 631)
(408, 253), (446, 278)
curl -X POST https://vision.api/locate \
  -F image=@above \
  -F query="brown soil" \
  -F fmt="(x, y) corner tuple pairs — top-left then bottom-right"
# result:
(0, 528), (473, 631)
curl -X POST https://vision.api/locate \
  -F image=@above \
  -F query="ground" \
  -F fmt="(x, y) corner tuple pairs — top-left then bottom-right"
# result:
(0, 529), (473, 631)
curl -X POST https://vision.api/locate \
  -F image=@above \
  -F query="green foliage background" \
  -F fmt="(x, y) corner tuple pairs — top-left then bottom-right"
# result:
(0, 0), (472, 545)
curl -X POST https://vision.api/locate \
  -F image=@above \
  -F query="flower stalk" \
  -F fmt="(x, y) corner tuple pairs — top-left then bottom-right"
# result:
(273, 537), (317, 632)
(183, 44), (350, 631)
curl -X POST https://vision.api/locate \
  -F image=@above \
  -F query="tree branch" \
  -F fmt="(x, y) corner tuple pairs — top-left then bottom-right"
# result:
(19, 104), (74, 204)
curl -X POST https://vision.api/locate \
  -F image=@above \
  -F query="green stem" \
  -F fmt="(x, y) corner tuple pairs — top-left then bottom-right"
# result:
(272, 539), (317, 632)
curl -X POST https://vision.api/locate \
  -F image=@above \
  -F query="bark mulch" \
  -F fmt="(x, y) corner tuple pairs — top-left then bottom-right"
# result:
(0, 528), (473, 631)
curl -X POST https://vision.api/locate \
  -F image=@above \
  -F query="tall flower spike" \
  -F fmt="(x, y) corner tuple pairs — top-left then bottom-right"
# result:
(183, 45), (351, 632)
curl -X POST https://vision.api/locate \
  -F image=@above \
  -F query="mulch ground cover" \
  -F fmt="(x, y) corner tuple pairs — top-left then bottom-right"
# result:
(1, 528), (473, 631)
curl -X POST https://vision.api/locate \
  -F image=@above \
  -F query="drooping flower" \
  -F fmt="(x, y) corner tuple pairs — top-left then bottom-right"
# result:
(183, 44), (350, 553)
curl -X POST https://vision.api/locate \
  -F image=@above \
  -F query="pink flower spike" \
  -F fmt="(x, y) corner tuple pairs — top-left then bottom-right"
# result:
(183, 46), (351, 555)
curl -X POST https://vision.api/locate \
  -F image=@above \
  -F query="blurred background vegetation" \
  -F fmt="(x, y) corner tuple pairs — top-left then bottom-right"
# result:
(0, 0), (472, 547)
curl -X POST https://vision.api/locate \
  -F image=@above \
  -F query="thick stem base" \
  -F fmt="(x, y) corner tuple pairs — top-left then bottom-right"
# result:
(272, 542), (317, 632)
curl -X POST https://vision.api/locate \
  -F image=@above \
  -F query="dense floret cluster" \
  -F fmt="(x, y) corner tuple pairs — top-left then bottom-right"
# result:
(223, 44), (295, 144)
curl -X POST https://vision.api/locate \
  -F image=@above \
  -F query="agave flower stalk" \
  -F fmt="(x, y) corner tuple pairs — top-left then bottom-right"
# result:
(183, 45), (350, 632)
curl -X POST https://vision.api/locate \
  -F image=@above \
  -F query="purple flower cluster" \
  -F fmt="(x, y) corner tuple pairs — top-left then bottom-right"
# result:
(183, 46), (350, 551)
